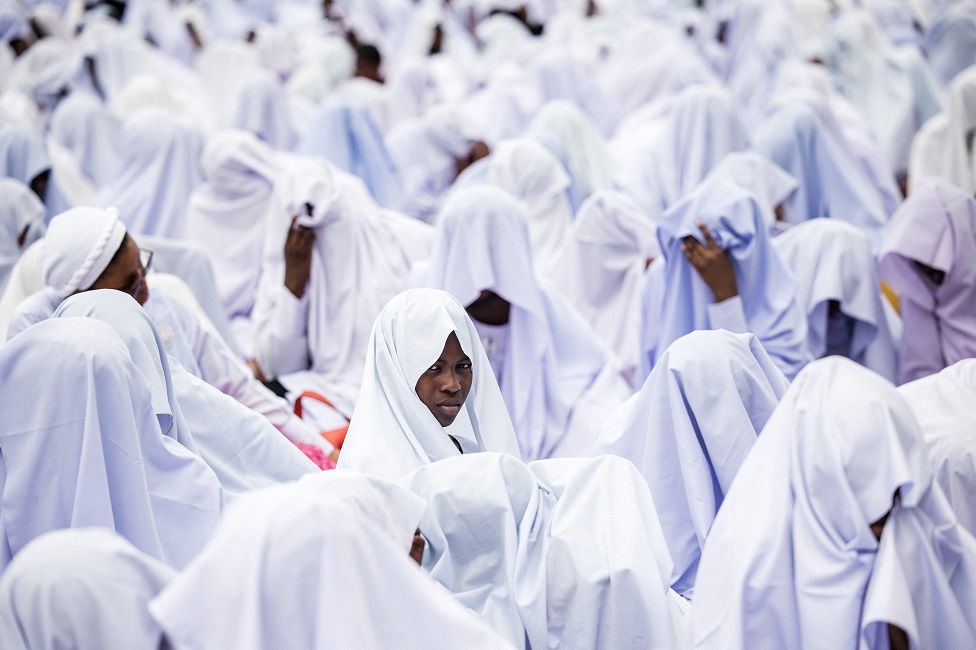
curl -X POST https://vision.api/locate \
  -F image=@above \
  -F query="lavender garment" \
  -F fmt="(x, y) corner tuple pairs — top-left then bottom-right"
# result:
(646, 176), (809, 380)
(879, 178), (976, 384)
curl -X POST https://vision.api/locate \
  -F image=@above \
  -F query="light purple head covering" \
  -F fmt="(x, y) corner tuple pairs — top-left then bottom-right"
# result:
(879, 178), (976, 384)
(647, 176), (809, 380)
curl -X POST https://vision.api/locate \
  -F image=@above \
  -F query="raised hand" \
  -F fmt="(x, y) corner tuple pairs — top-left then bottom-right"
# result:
(682, 222), (739, 303)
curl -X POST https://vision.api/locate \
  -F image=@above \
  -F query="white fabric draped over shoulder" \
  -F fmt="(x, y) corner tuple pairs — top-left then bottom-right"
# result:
(0, 528), (174, 650)
(0, 179), (45, 297)
(690, 357), (976, 649)
(591, 329), (788, 599)
(898, 359), (976, 536)
(424, 185), (630, 460)
(338, 288), (520, 480)
(149, 471), (514, 650)
(403, 452), (689, 650)
(773, 219), (899, 381)
(0, 318), (221, 571)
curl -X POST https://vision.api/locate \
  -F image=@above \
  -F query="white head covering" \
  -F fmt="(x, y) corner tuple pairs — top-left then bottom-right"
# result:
(0, 318), (222, 571)
(40, 205), (126, 297)
(338, 289), (520, 479)
(0, 122), (50, 186)
(591, 329), (788, 598)
(704, 151), (798, 228)
(150, 472), (514, 650)
(48, 91), (124, 189)
(0, 528), (175, 650)
(484, 137), (573, 272)
(0, 178), (45, 297)
(99, 108), (205, 238)
(424, 185), (624, 460)
(898, 359), (976, 536)
(690, 357), (976, 649)
(546, 190), (658, 379)
(404, 452), (686, 650)
(186, 129), (278, 319)
(773, 219), (899, 382)
(231, 70), (297, 151)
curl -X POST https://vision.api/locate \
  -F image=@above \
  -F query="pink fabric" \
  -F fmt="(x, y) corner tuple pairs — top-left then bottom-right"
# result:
(294, 442), (335, 470)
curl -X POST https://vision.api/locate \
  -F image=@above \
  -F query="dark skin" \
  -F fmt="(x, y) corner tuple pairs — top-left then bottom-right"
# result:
(870, 492), (909, 650)
(414, 332), (473, 428)
(410, 529), (426, 566)
(453, 140), (490, 180)
(466, 290), (510, 326)
(86, 234), (150, 305)
(29, 170), (50, 205)
(682, 222), (739, 303)
(912, 260), (945, 287)
(284, 207), (316, 299)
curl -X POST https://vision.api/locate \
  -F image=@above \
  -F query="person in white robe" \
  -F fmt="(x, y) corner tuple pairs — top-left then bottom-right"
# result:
(231, 69), (297, 151)
(149, 471), (514, 649)
(0, 178), (45, 297)
(690, 357), (976, 649)
(704, 151), (798, 232)
(0, 528), (175, 650)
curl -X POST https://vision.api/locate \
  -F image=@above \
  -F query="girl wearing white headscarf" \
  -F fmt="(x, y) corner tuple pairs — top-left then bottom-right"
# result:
(149, 472), (514, 649)
(0, 178), (45, 296)
(0, 528), (175, 650)
(546, 190), (658, 383)
(0, 318), (222, 571)
(339, 289), (520, 479)
(424, 185), (630, 461)
(48, 90), (123, 190)
(591, 330), (788, 599)
(56, 290), (318, 501)
(774, 218), (899, 382)
(99, 108), (205, 238)
(690, 357), (976, 649)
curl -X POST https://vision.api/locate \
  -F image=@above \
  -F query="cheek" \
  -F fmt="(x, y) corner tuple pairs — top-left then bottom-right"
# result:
(460, 374), (473, 397)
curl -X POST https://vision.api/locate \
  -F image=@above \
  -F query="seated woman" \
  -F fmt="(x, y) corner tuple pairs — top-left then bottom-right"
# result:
(55, 290), (318, 501)
(0, 179), (46, 297)
(338, 288), (521, 480)
(423, 185), (631, 460)
(0, 319), (222, 571)
(691, 358), (976, 649)
(149, 472), (511, 649)
(879, 178), (976, 383)
(639, 176), (809, 381)
(773, 218), (899, 382)
(590, 329), (789, 599)
(0, 529), (175, 649)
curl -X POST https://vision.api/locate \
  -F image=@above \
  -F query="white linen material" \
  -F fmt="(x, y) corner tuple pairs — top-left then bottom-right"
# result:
(590, 329), (788, 599)
(55, 291), (316, 501)
(423, 185), (630, 461)
(773, 218), (899, 381)
(690, 357), (976, 649)
(339, 288), (521, 479)
(0, 318), (222, 572)
(898, 359), (976, 537)
(0, 179), (45, 298)
(149, 471), (514, 650)
(403, 452), (690, 650)
(0, 528), (175, 650)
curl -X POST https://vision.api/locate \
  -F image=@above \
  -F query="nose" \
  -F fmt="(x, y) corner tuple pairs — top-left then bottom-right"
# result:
(439, 369), (461, 394)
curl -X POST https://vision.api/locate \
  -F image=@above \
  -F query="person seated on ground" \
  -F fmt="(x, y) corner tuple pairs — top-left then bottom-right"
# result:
(0, 529), (175, 650)
(338, 288), (521, 480)
(7, 205), (336, 465)
(638, 176), (810, 383)
(56, 290), (319, 501)
(590, 329), (789, 600)
(878, 178), (976, 384)
(0, 318), (222, 572)
(148, 472), (513, 649)
(691, 357), (976, 649)
(423, 185), (631, 461)
(774, 218), (899, 382)
(0, 178), (45, 297)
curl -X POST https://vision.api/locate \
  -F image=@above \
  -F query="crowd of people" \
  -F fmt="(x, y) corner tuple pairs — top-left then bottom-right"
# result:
(0, 0), (975, 647)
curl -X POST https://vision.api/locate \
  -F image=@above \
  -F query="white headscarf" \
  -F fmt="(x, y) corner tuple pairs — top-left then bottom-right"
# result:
(704, 151), (798, 228)
(48, 91), (124, 189)
(0, 178), (45, 297)
(40, 205), (126, 297)
(484, 137), (573, 273)
(425, 185), (628, 460)
(0, 318), (222, 571)
(591, 329), (788, 599)
(186, 129), (278, 319)
(231, 70), (297, 151)
(339, 289), (520, 479)
(99, 108), (205, 238)
(546, 190), (658, 380)
(898, 359), (976, 536)
(149, 472), (514, 650)
(404, 452), (687, 650)
(0, 528), (175, 650)
(690, 357), (976, 649)
(773, 218), (899, 382)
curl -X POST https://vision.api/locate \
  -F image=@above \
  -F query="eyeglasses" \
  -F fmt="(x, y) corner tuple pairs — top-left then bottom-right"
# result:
(127, 248), (154, 298)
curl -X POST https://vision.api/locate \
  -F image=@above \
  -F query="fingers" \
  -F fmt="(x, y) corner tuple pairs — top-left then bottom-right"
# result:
(697, 221), (718, 249)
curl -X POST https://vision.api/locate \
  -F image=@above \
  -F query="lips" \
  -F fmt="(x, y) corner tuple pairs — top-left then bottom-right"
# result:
(437, 403), (462, 415)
